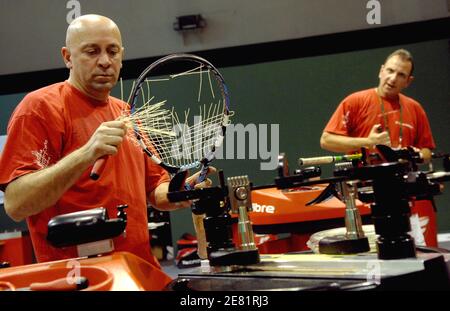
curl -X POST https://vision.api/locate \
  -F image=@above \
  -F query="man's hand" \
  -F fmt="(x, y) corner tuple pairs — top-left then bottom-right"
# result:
(367, 124), (391, 147)
(82, 120), (127, 164)
(151, 166), (217, 211)
(410, 146), (432, 164)
(4, 119), (130, 222)
(185, 166), (217, 190)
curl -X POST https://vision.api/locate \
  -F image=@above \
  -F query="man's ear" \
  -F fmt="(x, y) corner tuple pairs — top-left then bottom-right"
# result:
(405, 75), (414, 88)
(61, 47), (72, 69)
(378, 64), (384, 79)
(120, 47), (125, 68)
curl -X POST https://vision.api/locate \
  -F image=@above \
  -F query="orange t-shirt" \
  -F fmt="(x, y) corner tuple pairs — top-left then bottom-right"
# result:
(0, 82), (170, 266)
(323, 88), (435, 152)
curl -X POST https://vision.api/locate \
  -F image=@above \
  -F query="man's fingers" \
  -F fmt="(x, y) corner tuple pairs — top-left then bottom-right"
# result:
(191, 166), (217, 179)
(194, 178), (212, 189)
(371, 123), (382, 133)
(171, 168), (215, 210)
(102, 120), (127, 129)
(102, 127), (126, 138)
(186, 166), (217, 186)
(376, 130), (391, 146)
(206, 166), (217, 174)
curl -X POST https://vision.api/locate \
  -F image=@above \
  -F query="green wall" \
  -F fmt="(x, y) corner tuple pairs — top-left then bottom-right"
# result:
(1, 40), (449, 248)
(166, 39), (450, 246)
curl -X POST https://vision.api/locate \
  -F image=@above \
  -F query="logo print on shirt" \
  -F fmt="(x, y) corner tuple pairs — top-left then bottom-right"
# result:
(31, 140), (51, 169)
(342, 111), (350, 129)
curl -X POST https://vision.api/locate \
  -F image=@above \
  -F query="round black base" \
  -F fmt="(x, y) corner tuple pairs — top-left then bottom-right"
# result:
(318, 235), (370, 255)
(376, 235), (416, 259)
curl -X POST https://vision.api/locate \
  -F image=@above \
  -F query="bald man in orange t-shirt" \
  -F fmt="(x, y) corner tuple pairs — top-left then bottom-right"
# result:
(0, 15), (211, 269)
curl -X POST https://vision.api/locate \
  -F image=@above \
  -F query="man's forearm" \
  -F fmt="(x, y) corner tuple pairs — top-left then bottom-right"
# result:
(4, 147), (93, 222)
(150, 182), (192, 211)
(320, 132), (370, 153)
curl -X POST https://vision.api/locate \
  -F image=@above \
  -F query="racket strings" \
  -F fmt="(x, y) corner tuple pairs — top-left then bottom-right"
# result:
(133, 102), (224, 167)
(146, 105), (224, 166)
(120, 59), (229, 170)
(189, 102), (224, 147)
(129, 101), (175, 137)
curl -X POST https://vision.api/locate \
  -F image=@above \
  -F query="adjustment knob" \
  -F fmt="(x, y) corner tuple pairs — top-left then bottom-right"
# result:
(235, 186), (248, 200)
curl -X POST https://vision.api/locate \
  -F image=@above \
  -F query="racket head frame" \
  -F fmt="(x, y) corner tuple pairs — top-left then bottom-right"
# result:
(127, 53), (231, 175)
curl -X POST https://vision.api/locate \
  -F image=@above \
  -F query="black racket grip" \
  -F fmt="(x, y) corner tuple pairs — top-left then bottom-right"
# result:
(90, 156), (108, 180)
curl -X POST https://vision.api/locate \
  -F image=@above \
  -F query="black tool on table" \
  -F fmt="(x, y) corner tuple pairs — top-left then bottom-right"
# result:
(2, 276), (89, 291)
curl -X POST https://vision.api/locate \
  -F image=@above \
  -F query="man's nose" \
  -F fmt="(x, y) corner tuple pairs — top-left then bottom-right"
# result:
(393, 72), (402, 80)
(387, 74), (397, 83)
(98, 52), (112, 67)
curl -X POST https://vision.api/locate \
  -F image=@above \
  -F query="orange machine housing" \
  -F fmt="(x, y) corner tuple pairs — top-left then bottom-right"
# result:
(0, 251), (172, 291)
(239, 185), (370, 254)
(0, 232), (34, 266)
(231, 185), (437, 253)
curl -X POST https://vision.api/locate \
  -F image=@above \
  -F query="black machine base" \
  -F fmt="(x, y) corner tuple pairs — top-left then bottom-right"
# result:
(168, 251), (450, 291)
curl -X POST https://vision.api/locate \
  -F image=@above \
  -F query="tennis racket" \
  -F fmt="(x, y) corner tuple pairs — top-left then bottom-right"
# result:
(90, 53), (232, 184)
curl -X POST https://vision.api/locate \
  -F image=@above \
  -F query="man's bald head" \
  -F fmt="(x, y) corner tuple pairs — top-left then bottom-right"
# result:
(66, 14), (122, 50)
(62, 14), (124, 101)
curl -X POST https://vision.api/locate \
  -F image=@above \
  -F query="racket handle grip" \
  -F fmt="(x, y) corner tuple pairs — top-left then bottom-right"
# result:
(298, 154), (362, 166)
(298, 156), (335, 166)
(90, 156), (108, 180)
